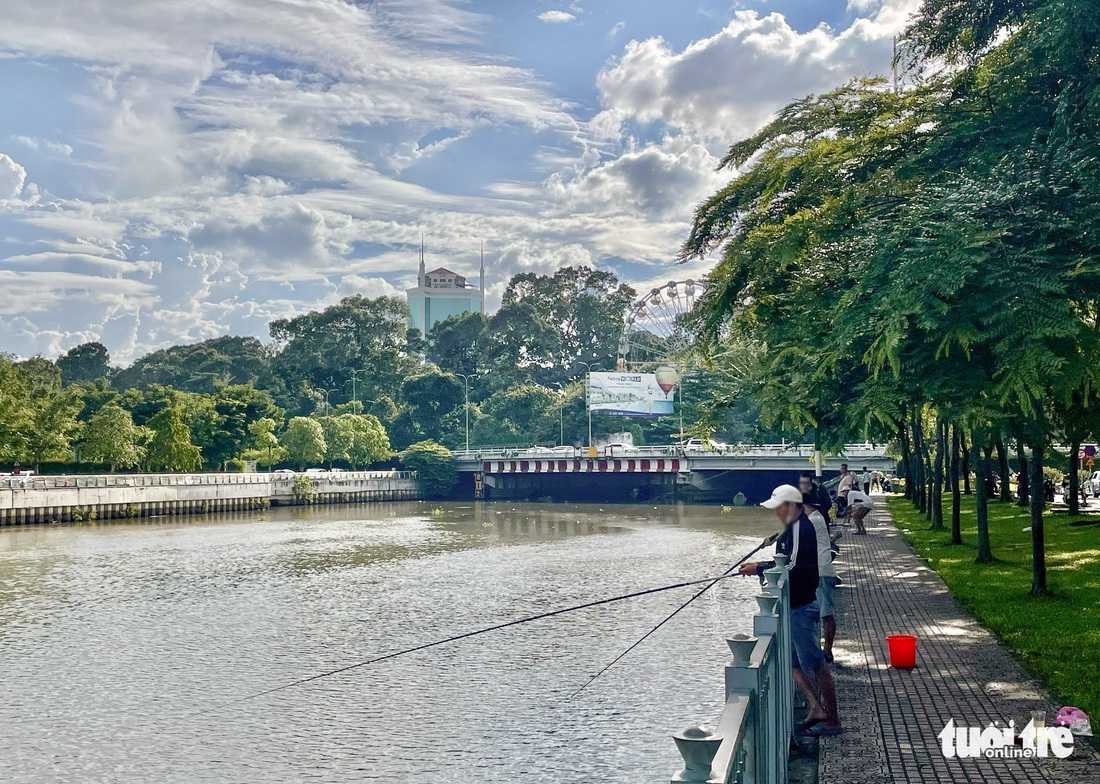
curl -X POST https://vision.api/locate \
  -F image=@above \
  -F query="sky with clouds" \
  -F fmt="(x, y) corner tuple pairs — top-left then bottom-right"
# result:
(0, 0), (918, 363)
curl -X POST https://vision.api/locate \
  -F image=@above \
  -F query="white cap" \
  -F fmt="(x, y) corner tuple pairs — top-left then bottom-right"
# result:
(761, 484), (803, 509)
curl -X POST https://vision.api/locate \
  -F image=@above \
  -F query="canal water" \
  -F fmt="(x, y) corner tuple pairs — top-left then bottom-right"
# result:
(0, 502), (778, 783)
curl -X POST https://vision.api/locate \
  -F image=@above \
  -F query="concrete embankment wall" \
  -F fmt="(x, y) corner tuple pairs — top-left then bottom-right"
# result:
(0, 472), (421, 525)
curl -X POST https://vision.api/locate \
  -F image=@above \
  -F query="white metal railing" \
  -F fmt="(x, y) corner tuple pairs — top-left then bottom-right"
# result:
(453, 443), (889, 462)
(671, 553), (793, 784)
(0, 470), (417, 491)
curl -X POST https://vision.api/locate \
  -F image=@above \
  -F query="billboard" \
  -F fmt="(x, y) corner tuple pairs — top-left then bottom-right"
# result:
(587, 369), (678, 417)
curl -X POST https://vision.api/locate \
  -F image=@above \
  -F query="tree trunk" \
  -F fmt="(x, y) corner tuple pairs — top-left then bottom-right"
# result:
(912, 412), (927, 513)
(899, 423), (914, 502)
(1017, 442), (1029, 507)
(950, 425), (963, 544)
(996, 437), (1012, 503)
(976, 444), (995, 563)
(961, 436), (972, 495)
(931, 419), (946, 530)
(1068, 441), (1081, 516)
(1029, 440), (1048, 596)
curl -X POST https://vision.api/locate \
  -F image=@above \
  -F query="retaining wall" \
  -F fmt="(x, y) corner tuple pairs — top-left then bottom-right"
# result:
(0, 472), (420, 525)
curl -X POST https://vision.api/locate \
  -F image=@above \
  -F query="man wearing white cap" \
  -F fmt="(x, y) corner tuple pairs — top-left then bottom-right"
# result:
(739, 484), (842, 736)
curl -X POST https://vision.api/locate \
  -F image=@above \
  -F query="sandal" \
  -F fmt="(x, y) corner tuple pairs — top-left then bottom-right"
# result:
(801, 723), (843, 737)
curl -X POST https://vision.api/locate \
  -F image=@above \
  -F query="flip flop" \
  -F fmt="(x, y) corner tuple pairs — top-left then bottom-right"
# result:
(802, 724), (843, 737)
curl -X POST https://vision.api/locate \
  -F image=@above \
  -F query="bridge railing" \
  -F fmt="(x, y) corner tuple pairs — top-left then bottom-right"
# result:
(453, 443), (890, 462)
(0, 470), (417, 491)
(671, 553), (793, 784)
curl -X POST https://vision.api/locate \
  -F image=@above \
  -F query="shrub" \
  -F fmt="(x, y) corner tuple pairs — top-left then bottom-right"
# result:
(401, 440), (457, 499)
(225, 458), (248, 473)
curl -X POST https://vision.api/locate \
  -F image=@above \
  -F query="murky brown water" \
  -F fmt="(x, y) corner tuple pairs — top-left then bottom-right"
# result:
(0, 501), (777, 783)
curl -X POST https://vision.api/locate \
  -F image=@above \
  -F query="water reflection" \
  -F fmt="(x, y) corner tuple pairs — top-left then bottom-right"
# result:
(0, 502), (777, 784)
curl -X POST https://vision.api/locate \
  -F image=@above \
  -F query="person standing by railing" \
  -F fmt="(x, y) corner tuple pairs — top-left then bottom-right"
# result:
(739, 484), (843, 737)
(803, 491), (842, 664)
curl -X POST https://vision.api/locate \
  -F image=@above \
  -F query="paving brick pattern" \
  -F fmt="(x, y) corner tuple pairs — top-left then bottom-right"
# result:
(818, 501), (1100, 784)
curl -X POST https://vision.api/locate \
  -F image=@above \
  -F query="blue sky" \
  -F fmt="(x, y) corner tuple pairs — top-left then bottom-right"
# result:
(0, 0), (916, 362)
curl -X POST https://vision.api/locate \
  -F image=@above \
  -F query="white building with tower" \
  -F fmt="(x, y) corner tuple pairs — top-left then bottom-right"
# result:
(406, 243), (486, 336)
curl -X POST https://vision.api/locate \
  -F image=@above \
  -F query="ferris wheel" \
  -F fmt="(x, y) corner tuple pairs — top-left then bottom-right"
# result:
(616, 279), (708, 371)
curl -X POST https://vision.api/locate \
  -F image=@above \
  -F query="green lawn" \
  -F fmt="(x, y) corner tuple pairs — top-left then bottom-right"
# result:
(889, 495), (1100, 726)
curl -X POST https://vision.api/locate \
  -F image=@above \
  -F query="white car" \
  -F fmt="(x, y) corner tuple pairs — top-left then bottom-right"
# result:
(1089, 471), (1100, 497)
(602, 442), (638, 455)
(680, 439), (729, 453)
(273, 469), (297, 476)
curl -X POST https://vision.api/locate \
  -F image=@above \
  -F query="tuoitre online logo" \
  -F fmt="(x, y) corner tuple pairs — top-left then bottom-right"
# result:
(938, 718), (1074, 759)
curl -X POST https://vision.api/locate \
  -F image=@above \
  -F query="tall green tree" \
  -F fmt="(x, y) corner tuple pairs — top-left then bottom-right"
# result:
(81, 404), (147, 472)
(58, 342), (113, 385)
(282, 417), (327, 469)
(145, 406), (203, 472)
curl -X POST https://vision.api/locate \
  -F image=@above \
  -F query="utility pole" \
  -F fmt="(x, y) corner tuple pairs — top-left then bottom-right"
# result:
(577, 361), (599, 451)
(456, 373), (473, 453)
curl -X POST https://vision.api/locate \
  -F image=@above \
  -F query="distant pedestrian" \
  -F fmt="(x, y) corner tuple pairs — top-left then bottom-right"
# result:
(740, 485), (842, 736)
(836, 464), (853, 516)
(860, 466), (872, 495)
(799, 471), (832, 527)
(846, 489), (874, 535)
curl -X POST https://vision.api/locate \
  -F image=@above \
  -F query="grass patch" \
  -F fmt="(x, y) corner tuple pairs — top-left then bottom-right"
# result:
(889, 495), (1100, 726)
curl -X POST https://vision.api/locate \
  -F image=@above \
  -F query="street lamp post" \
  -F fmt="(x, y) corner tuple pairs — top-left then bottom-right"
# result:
(348, 369), (364, 409)
(554, 383), (565, 445)
(576, 361), (600, 450)
(455, 373), (473, 453)
(323, 388), (338, 416)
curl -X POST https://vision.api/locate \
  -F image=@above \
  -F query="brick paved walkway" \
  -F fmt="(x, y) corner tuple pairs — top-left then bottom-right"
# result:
(818, 500), (1100, 784)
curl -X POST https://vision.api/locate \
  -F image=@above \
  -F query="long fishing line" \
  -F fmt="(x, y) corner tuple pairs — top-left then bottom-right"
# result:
(567, 531), (778, 699)
(190, 549), (771, 717)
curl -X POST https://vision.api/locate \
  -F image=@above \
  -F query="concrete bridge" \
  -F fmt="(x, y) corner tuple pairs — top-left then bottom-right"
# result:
(453, 444), (895, 503)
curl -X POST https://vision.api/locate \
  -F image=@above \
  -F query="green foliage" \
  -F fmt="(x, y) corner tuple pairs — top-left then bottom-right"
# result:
(292, 474), (317, 503)
(242, 417), (285, 468)
(400, 440), (457, 498)
(282, 417), (327, 468)
(110, 336), (275, 395)
(80, 404), (147, 472)
(58, 342), (113, 385)
(224, 458), (248, 473)
(145, 406), (203, 472)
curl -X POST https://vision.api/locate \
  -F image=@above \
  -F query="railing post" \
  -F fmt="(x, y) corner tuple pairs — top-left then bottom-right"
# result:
(766, 554), (792, 784)
(671, 726), (722, 784)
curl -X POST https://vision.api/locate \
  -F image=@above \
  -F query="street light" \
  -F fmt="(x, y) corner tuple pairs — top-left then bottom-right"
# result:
(554, 383), (565, 445)
(347, 369), (364, 408)
(576, 361), (600, 450)
(322, 388), (339, 416)
(455, 373), (473, 453)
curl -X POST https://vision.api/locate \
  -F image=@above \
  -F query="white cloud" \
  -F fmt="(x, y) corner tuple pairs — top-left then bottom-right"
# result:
(538, 10), (576, 24)
(0, 153), (27, 200)
(13, 136), (74, 156)
(608, 21), (626, 38)
(593, 2), (918, 143)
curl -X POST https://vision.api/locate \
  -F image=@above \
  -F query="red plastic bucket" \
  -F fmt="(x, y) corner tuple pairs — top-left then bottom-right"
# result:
(887, 635), (917, 668)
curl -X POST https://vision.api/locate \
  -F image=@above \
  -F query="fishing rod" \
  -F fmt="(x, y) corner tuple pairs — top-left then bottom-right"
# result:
(567, 531), (779, 699)
(191, 544), (774, 717)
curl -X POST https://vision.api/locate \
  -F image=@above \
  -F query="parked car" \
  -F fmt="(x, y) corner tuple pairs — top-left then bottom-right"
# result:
(1088, 471), (1100, 497)
(680, 439), (730, 453)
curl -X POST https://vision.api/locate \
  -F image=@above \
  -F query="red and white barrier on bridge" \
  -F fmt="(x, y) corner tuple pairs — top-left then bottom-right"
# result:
(483, 458), (682, 474)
